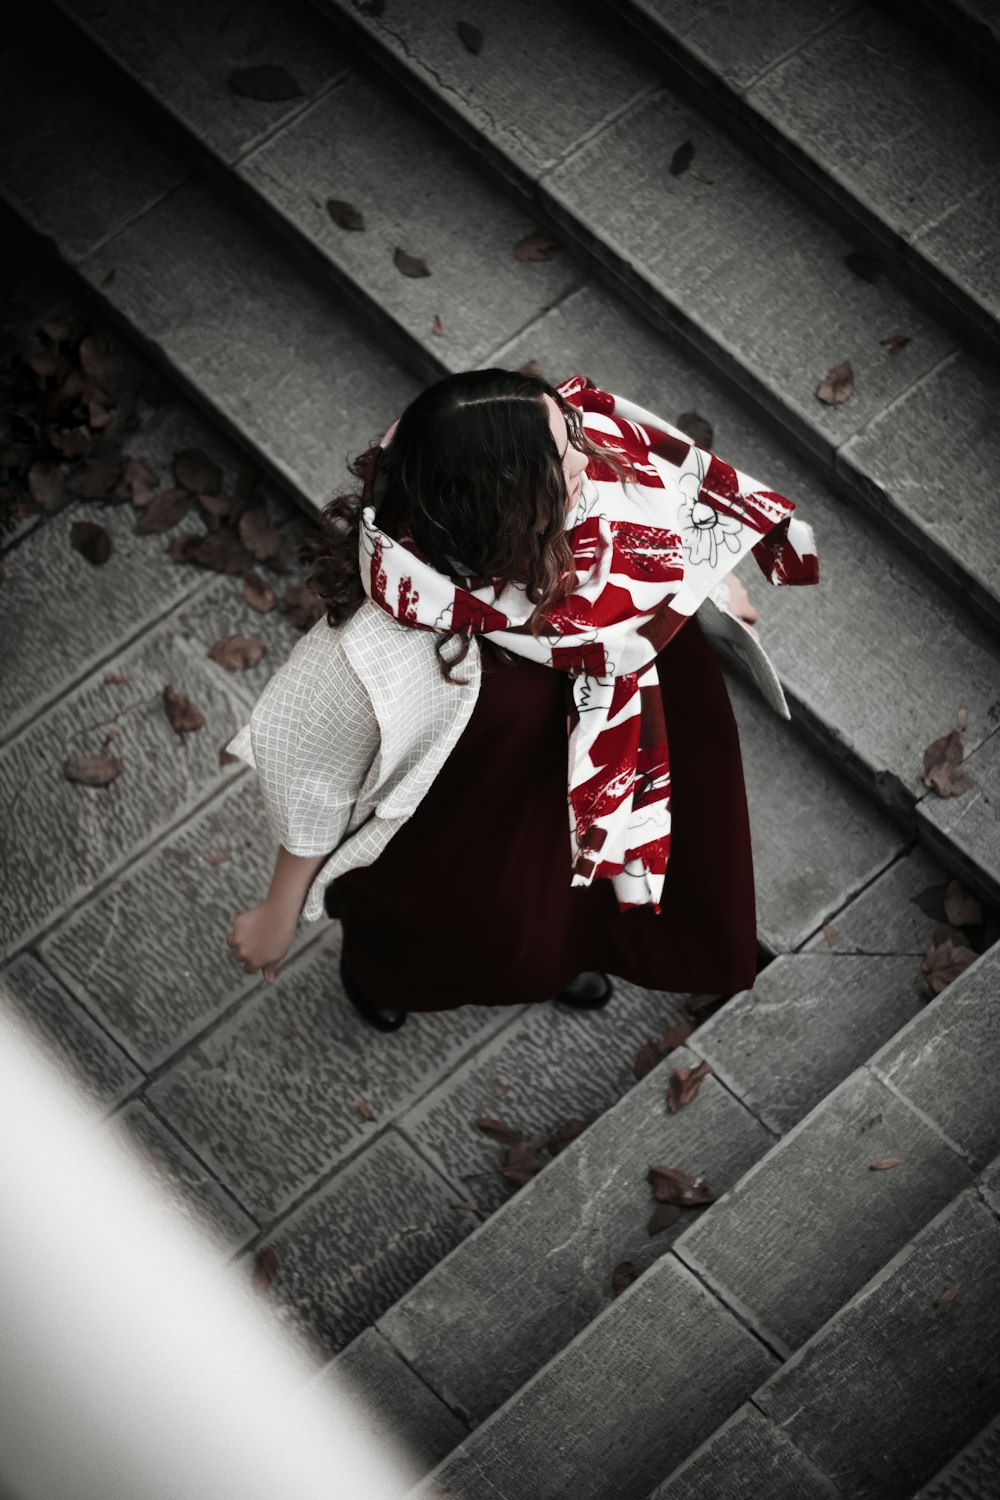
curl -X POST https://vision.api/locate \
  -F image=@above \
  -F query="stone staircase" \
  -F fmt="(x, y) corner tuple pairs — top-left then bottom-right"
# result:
(1, 0), (999, 1494)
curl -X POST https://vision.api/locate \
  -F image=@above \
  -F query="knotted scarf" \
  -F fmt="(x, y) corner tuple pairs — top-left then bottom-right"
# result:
(358, 374), (819, 913)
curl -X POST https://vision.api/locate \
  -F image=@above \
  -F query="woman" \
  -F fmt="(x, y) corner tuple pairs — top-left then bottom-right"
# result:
(225, 368), (819, 1030)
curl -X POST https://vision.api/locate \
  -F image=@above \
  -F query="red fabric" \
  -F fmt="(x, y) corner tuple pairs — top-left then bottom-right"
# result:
(333, 615), (757, 1012)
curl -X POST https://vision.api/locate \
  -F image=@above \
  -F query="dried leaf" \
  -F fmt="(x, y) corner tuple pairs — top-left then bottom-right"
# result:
(922, 729), (971, 797)
(63, 752), (123, 787)
(647, 1165), (714, 1206)
(943, 879), (982, 929)
(104, 673), (130, 686)
(475, 1117), (523, 1145)
(880, 333), (911, 357)
(70, 519), (112, 565)
(326, 198), (366, 231)
(41, 319), (77, 344)
(163, 685), (205, 734)
(251, 1247), (279, 1293)
(115, 456), (159, 508)
(244, 570), (276, 613)
(844, 251), (882, 282)
(197, 492), (234, 520)
(71, 454), (124, 498)
(546, 1118), (587, 1156)
(168, 533), (207, 565)
(173, 447), (223, 496)
(513, 233), (559, 263)
(502, 1135), (548, 1185)
(457, 20), (484, 52)
(666, 1059), (713, 1113)
(823, 923), (838, 946)
(203, 851), (231, 866)
(394, 246), (431, 278)
(48, 424), (92, 458)
(935, 1283), (960, 1306)
(238, 506), (282, 561)
(922, 932), (978, 996)
(134, 487), (190, 534)
(675, 412), (713, 448)
(187, 529), (255, 574)
(28, 461), (66, 510)
(356, 1098), (375, 1121)
(207, 633), (267, 672)
(910, 883), (950, 923)
(669, 140), (695, 176)
(219, 746), (241, 766)
(431, 314), (444, 336)
(104, 727), (120, 743)
(816, 359), (855, 405)
(869, 1156), (903, 1171)
(612, 1261), (636, 1295)
(647, 1202), (683, 1236)
(228, 64), (304, 102)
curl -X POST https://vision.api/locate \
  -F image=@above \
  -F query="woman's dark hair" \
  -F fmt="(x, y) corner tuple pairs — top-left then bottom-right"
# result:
(297, 367), (637, 683)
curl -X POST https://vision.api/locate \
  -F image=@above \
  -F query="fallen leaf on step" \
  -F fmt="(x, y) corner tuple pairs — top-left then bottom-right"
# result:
(219, 745), (241, 766)
(880, 333), (910, 357)
(502, 1134), (548, 1185)
(922, 930), (978, 996)
(239, 506), (282, 561)
(822, 923), (838, 946)
(676, 412), (713, 448)
(48, 424), (92, 458)
(70, 452), (123, 498)
(431, 314), (444, 336)
(173, 446), (222, 495)
(244, 570), (276, 613)
(251, 1247), (279, 1294)
(475, 1117), (523, 1145)
(943, 879), (982, 929)
(669, 139), (694, 176)
(186, 529), (255, 574)
(935, 1283), (960, 1306)
(135, 487), (190, 534)
(228, 64), (304, 102)
(648, 1166), (714, 1206)
(647, 1202), (682, 1237)
(70, 519), (112, 565)
(207, 634), (267, 671)
(203, 852), (231, 866)
(816, 360), (855, 405)
(844, 251), (882, 282)
(394, 246), (431, 278)
(513, 233), (559, 263)
(612, 1261), (637, 1294)
(869, 1156), (903, 1171)
(104, 673), (130, 686)
(922, 729), (971, 796)
(327, 198), (366, 231)
(63, 752), (123, 787)
(546, 1118), (588, 1156)
(163, 685), (205, 735)
(457, 20), (484, 52)
(356, 1098), (375, 1121)
(197, 492), (234, 520)
(666, 1059), (712, 1113)
(115, 456), (159, 508)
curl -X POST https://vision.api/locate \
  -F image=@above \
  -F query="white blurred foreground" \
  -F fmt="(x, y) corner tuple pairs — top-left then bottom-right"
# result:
(0, 1004), (425, 1500)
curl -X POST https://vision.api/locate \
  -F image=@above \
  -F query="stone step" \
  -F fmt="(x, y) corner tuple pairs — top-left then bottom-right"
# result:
(340, 853), (979, 1428)
(591, 0), (1000, 361)
(4, 22), (999, 906)
(647, 1165), (1000, 1500)
(882, 0), (1000, 90)
(394, 938), (999, 1498)
(297, 0), (1000, 637)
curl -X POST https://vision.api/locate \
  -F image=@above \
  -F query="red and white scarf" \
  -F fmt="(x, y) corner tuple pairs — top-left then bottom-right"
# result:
(359, 374), (819, 913)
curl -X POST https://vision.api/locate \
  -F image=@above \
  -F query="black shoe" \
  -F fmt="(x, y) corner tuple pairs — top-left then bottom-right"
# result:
(340, 955), (408, 1032)
(553, 971), (613, 1010)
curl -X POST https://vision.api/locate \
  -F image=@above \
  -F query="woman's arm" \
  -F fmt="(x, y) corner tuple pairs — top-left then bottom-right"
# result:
(226, 845), (330, 982)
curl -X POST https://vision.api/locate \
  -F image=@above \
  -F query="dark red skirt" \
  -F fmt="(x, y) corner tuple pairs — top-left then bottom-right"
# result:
(333, 614), (757, 1011)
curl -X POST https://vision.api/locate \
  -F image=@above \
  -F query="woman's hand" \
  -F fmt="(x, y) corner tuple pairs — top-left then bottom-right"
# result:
(226, 902), (298, 983)
(726, 574), (760, 638)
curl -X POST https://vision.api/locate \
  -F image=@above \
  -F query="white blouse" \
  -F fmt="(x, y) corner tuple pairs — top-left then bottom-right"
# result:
(225, 576), (786, 923)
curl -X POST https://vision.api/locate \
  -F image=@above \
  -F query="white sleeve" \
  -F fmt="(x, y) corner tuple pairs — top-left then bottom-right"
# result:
(248, 620), (379, 857)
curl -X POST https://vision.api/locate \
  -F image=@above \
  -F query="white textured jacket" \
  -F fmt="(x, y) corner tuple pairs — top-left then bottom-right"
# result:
(225, 574), (787, 923)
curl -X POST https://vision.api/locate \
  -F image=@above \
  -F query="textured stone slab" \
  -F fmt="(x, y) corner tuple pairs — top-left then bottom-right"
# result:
(41, 774), (319, 1070)
(240, 74), (583, 370)
(648, 1400), (840, 1500)
(0, 574), (274, 958)
(871, 941), (1000, 1169)
(978, 1151), (1000, 1219)
(76, 173), (420, 512)
(0, 953), (142, 1109)
(542, 89), (956, 460)
(111, 1099), (257, 1249)
(916, 1410), (1000, 1500)
(58, 0), (351, 164)
(755, 1190), (1000, 1499)
(417, 1255), (778, 1500)
(236, 1129), (477, 1363)
(801, 846), (954, 956)
(919, 178), (1000, 334)
(620, 0), (855, 92)
(0, 34), (185, 263)
(401, 977), (691, 1215)
(725, 671), (904, 952)
(382, 1041), (772, 1425)
(674, 1068), (973, 1354)
(314, 0), (658, 184)
(840, 351), (1000, 631)
(492, 282), (1000, 843)
(749, 7), (1000, 243)
(149, 923), (519, 1220)
(322, 1327), (467, 1477)
(918, 729), (1000, 908)
(693, 953), (928, 1136)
